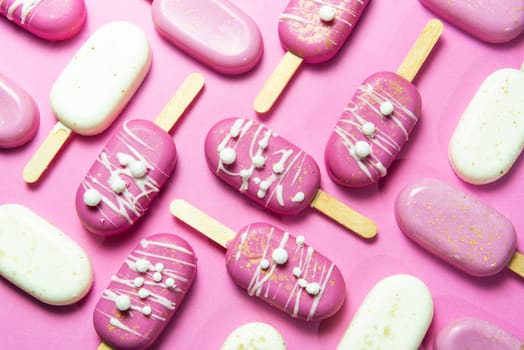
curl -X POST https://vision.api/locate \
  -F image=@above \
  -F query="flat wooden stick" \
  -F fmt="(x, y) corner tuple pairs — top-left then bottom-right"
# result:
(97, 342), (112, 350)
(310, 189), (377, 239)
(154, 73), (205, 133)
(253, 51), (303, 114)
(22, 122), (72, 184)
(396, 19), (443, 82)
(170, 199), (236, 248)
(507, 251), (524, 278)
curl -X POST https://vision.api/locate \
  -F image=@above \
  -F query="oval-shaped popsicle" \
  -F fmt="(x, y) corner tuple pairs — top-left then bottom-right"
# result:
(434, 317), (524, 350)
(0, 204), (93, 305)
(0, 0), (86, 41)
(151, 0), (262, 75)
(337, 274), (434, 350)
(170, 199), (346, 322)
(419, 0), (524, 43)
(0, 73), (39, 148)
(221, 322), (287, 350)
(205, 117), (377, 239)
(93, 233), (197, 350)
(395, 178), (521, 277)
(449, 67), (524, 185)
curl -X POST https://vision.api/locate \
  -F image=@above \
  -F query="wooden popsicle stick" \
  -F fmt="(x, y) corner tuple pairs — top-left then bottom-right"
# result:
(154, 73), (205, 133)
(169, 199), (236, 248)
(396, 19), (443, 83)
(253, 51), (303, 114)
(507, 251), (524, 278)
(22, 122), (72, 184)
(310, 189), (377, 239)
(97, 342), (112, 350)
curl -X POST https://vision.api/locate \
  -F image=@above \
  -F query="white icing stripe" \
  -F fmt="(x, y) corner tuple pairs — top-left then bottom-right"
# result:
(140, 239), (194, 255)
(133, 250), (197, 268)
(7, 0), (42, 23)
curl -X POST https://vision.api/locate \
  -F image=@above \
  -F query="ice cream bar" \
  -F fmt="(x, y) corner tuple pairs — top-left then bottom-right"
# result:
(205, 117), (377, 239)
(394, 178), (524, 278)
(93, 233), (197, 350)
(337, 274), (434, 350)
(76, 73), (204, 236)
(221, 322), (287, 350)
(151, 0), (263, 75)
(23, 21), (152, 184)
(434, 317), (524, 350)
(324, 19), (443, 188)
(0, 73), (39, 148)
(419, 0), (524, 43)
(0, 204), (93, 305)
(0, 0), (86, 41)
(253, 0), (370, 114)
(449, 66), (524, 185)
(170, 199), (346, 321)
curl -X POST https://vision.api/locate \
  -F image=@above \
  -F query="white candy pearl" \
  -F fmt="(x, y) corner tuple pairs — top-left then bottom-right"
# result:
(259, 259), (270, 270)
(153, 272), (163, 282)
(354, 141), (371, 158)
(136, 259), (150, 273)
(272, 248), (288, 265)
(306, 282), (321, 296)
(380, 101), (394, 116)
(298, 279), (308, 288)
(130, 161), (148, 178)
(319, 5), (336, 22)
(361, 122), (376, 137)
(293, 267), (302, 277)
(253, 154), (265, 168)
(133, 277), (144, 288)
(165, 278), (176, 288)
(155, 263), (165, 272)
(295, 235), (305, 246)
(117, 153), (130, 166)
(115, 294), (131, 311)
(138, 288), (150, 299)
(220, 147), (236, 165)
(83, 189), (101, 207)
(142, 306), (152, 316)
(108, 175), (126, 194)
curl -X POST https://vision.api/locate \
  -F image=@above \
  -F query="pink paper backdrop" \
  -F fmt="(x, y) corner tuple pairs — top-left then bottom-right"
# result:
(1, 1), (523, 349)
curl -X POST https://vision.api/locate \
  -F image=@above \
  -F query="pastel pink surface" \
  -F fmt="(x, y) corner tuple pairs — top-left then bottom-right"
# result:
(278, 0), (369, 63)
(1, 1), (524, 349)
(225, 222), (346, 321)
(0, 0), (86, 41)
(0, 73), (39, 148)
(93, 233), (197, 350)
(419, 0), (524, 43)
(434, 317), (524, 350)
(394, 178), (517, 277)
(205, 118), (321, 216)
(151, 0), (263, 75)
(324, 71), (421, 187)
(76, 119), (177, 236)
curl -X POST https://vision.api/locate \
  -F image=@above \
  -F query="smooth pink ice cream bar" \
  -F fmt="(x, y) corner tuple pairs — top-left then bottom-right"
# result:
(93, 233), (197, 350)
(151, 0), (263, 75)
(419, 0), (524, 43)
(225, 222), (345, 321)
(205, 118), (321, 216)
(435, 317), (524, 350)
(76, 119), (177, 236)
(325, 72), (421, 188)
(395, 178), (517, 277)
(0, 73), (39, 148)
(0, 0), (86, 41)
(278, 0), (370, 63)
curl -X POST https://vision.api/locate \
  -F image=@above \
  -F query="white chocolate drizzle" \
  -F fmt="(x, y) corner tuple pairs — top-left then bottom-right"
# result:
(6, 0), (42, 24)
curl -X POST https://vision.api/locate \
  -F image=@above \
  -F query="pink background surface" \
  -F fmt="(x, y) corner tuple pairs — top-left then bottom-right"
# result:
(1, 1), (523, 349)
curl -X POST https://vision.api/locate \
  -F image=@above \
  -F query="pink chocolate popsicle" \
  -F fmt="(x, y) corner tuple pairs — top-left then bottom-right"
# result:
(0, 73), (39, 148)
(0, 0), (86, 41)
(93, 233), (197, 350)
(205, 118), (377, 238)
(324, 19), (442, 188)
(435, 317), (524, 350)
(76, 73), (204, 236)
(419, 0), (524, 43)
(170, 199), (346, 321)
(151, 0), (262, 75)
(394, 178), (523, 277)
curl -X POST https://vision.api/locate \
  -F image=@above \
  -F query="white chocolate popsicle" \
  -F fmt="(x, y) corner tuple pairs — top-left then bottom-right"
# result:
(0, 204), (93, 305)
(23, 21), (152, 183)
(337, 274), (434, 350)
(449, 65), (524, 185)
(221, 322), (287, 350)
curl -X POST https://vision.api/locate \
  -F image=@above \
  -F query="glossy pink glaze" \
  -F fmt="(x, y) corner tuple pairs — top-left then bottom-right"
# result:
(325, 72), (421, 187)
(435, 317), (524, 350)
(151, 0), (263, 75)
(278, 0), (369, 63)
(419, 0), (524, 43)
(0, 73), (39, 148)
(0, 0), (86, 41)
(205, 118), (321, 216)
(225, 222), (345, 321)
(395, 178), (517, 277)
(76, 119), (177, 236)
(93, 233), (197, 350)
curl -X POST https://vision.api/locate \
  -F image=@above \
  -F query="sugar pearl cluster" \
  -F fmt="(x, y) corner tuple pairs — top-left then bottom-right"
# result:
(353, 100), (395, 159)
